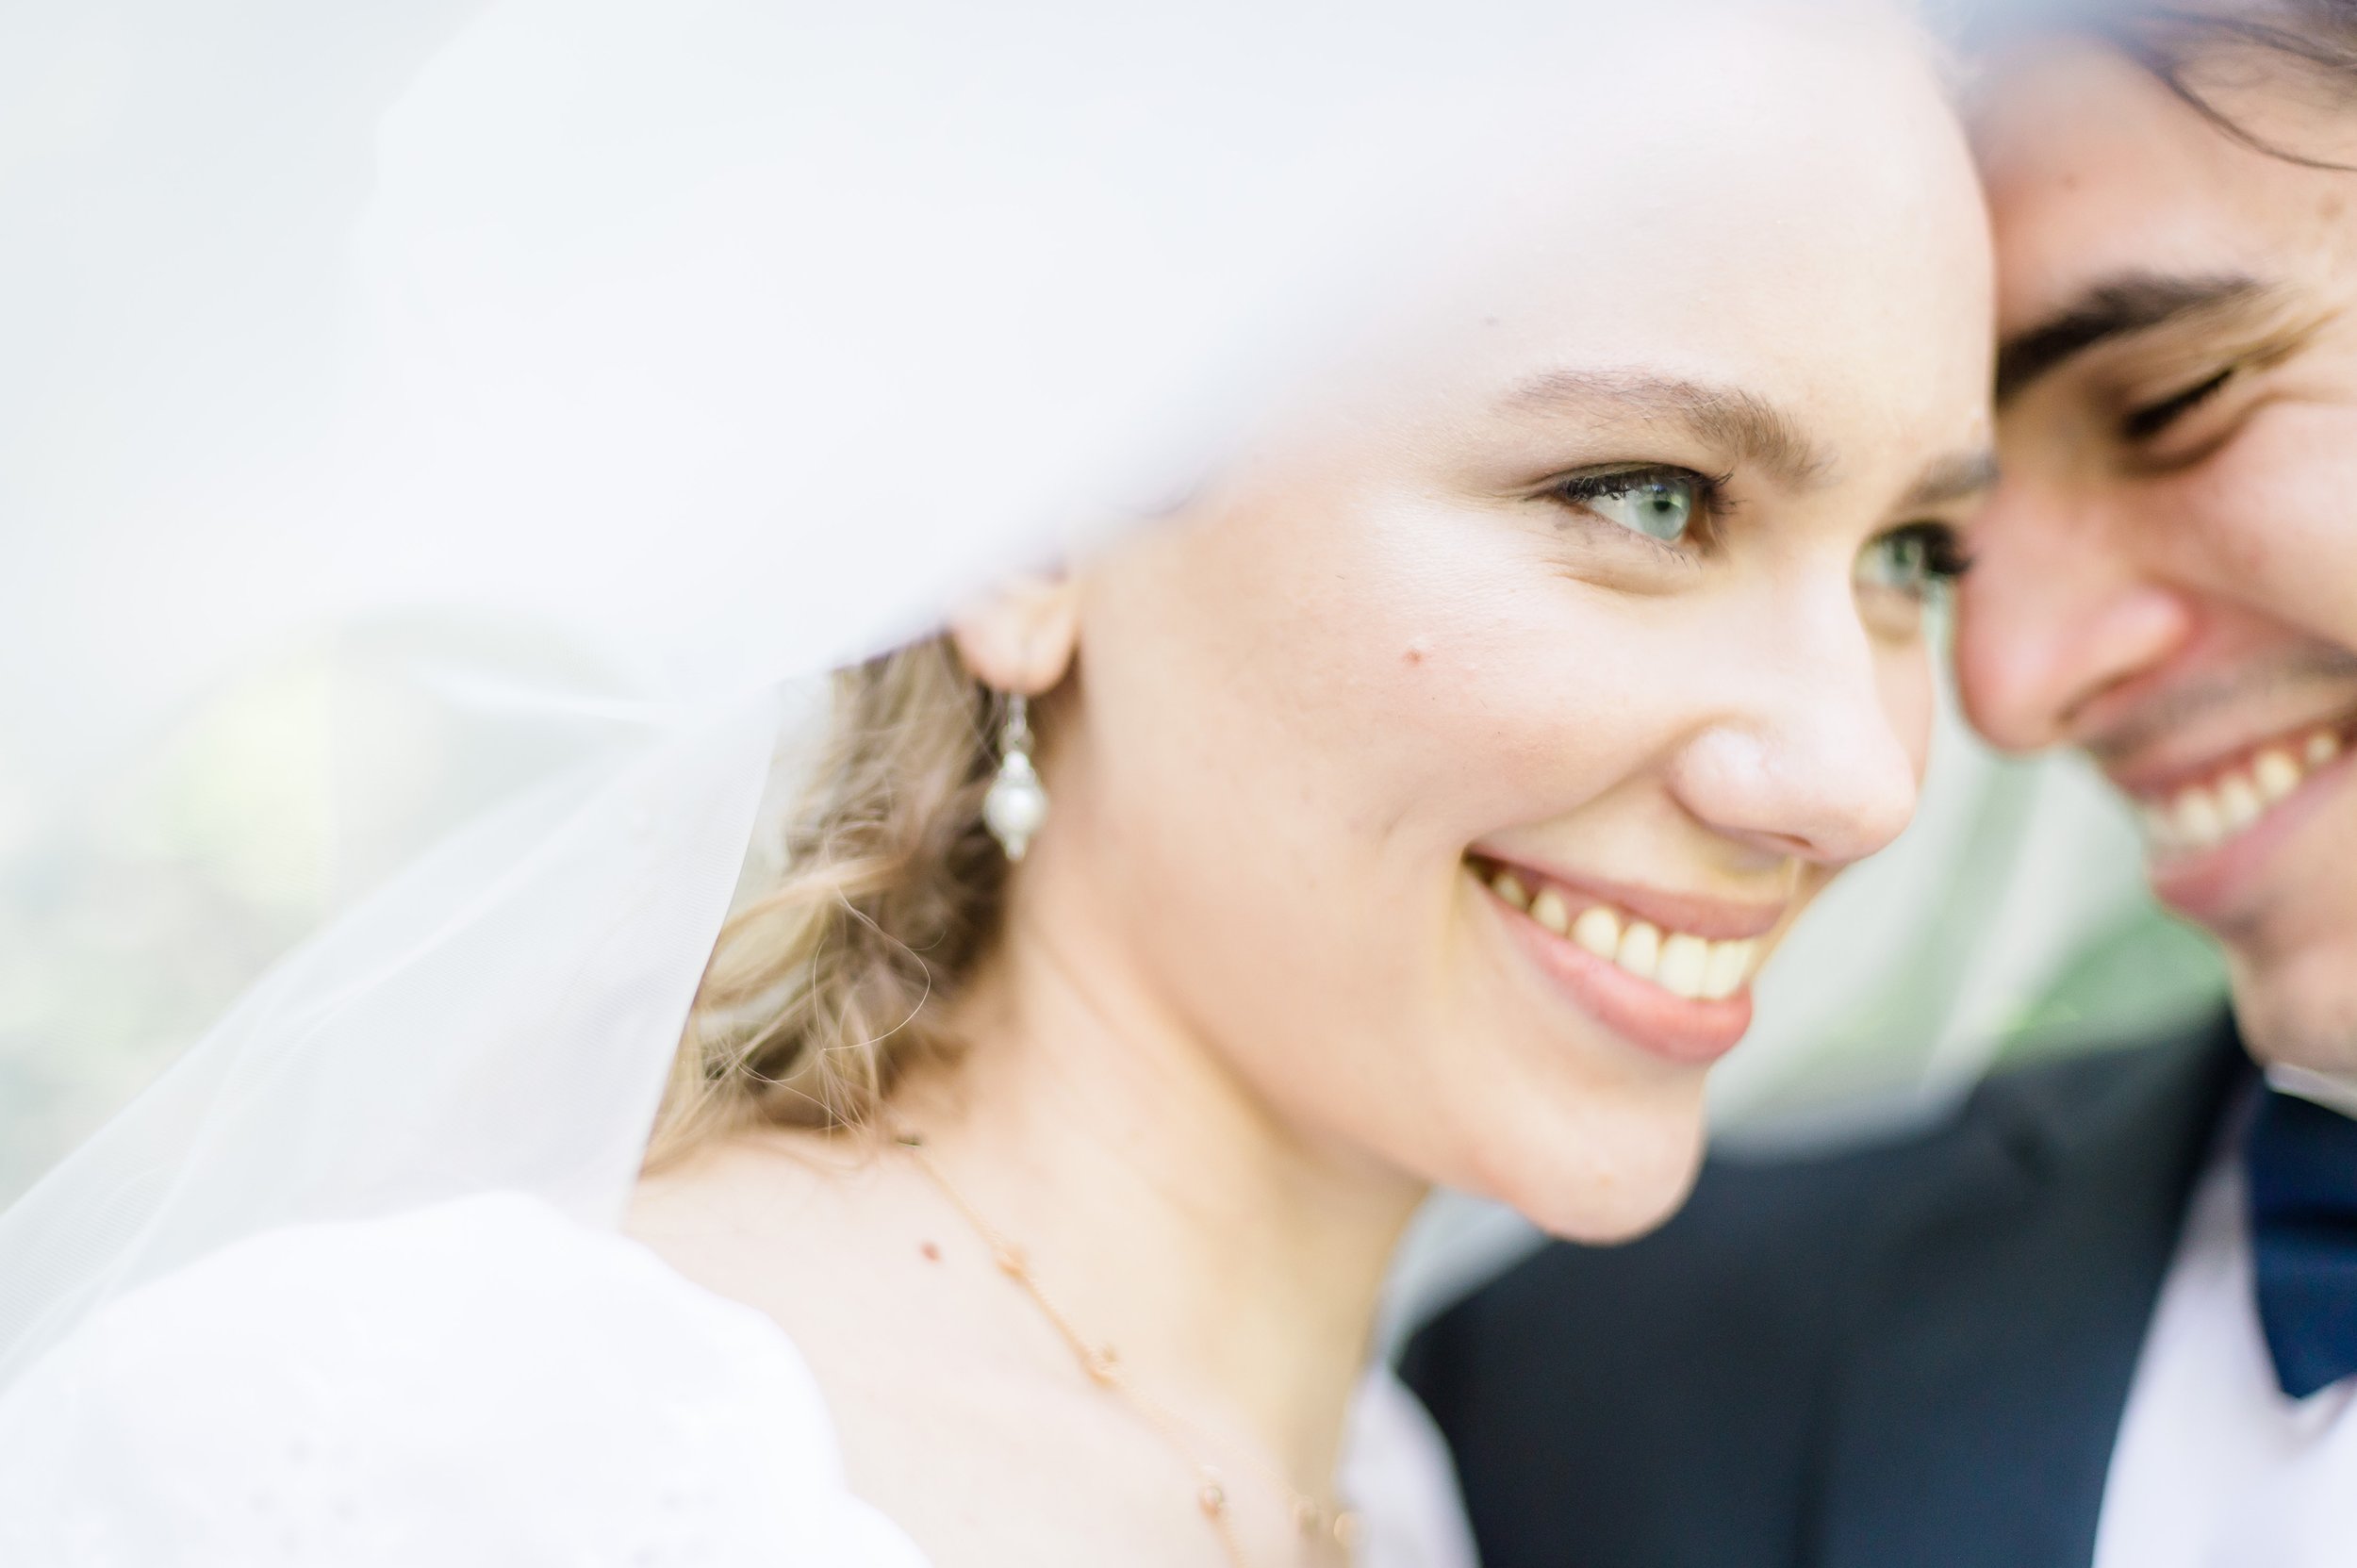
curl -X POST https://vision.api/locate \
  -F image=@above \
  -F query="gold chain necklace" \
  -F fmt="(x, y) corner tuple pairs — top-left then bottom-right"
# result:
(893, 1131), (1360, 1567)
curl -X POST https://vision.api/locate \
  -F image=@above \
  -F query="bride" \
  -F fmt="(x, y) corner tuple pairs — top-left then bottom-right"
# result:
(0, 1), (1992, 1564)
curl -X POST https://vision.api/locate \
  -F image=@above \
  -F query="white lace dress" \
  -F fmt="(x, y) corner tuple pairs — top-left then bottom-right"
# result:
(0, 1193), (1475, 1568)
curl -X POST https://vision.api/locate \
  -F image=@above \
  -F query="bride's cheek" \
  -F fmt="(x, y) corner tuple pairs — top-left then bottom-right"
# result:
(1072, 475), (1730, 1216)
(1888, 646), (1939, 781)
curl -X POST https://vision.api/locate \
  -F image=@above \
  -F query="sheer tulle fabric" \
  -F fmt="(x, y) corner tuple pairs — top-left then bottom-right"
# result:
(0, 0), (1629, 1396)
(0, 693), (783, 1387)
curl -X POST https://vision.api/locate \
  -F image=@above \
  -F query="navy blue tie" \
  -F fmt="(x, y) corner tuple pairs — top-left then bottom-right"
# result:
(2246, 1087), (2357, 1398)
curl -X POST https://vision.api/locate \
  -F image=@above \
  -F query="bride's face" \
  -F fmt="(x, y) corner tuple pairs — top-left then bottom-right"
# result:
(1002, 20), (1995, 1241)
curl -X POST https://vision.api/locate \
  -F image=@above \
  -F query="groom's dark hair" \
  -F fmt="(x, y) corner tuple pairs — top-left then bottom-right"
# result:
(1964, 0), (2357, 168)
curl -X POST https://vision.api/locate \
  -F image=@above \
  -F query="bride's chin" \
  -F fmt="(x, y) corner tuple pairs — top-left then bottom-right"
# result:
(1474, 1100), (1710, 1246)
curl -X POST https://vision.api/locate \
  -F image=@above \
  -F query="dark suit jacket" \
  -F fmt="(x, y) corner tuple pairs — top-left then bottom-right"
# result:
(1402, 1016), (2250, 1568)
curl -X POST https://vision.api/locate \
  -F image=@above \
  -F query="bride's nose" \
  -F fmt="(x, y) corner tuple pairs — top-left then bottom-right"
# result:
(1664, 616), (1923, 868)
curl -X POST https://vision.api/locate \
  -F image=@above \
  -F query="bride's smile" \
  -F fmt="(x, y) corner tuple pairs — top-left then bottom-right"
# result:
(1463, 850), (1783, 1065)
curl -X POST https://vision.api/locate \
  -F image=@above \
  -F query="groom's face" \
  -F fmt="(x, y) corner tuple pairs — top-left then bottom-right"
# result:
(1959, 35), (2357, 1074)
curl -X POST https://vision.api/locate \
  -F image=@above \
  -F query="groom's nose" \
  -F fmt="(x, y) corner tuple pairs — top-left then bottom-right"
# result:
(1953, 477), (2198, 752)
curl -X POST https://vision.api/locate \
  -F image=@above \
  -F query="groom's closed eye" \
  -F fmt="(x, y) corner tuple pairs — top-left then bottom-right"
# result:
(1994, 270), (2339, 478)
(2120, 366), (2239, 442)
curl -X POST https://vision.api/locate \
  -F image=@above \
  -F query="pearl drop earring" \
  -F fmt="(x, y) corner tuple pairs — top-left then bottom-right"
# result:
(981, 694), (1047, 861)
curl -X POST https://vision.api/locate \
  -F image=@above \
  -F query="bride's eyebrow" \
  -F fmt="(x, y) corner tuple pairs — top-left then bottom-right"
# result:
(1899, 448), (1999, 512)
(1500, 368), (1833, 491)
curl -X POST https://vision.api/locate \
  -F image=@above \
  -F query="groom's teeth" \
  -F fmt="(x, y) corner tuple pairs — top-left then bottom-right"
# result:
(2137, 723), (2351, 859)
(2217, 772), (2263, 834)
(2172, 785), (2225, 850)
(1487, 863), (1767, 999)
(1656, 933), (1708, 999)
(1571, 904), (1621, 958)
(2255, 747), (2301, 803)
(1615, 920), (1663, 983)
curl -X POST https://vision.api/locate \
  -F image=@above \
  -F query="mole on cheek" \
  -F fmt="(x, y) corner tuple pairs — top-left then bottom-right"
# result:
(1402, 637), (1430, 667)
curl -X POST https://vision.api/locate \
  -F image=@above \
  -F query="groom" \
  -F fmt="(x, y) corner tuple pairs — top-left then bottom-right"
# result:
(1403, 8), (2357, 1566)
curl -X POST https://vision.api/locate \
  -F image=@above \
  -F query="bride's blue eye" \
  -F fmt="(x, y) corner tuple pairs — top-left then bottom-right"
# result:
(1555, 467), (1709, 544)
(1857, 521), (1970, 599)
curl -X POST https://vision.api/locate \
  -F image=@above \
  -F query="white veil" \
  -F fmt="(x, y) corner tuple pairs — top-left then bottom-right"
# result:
(0, 0), (1680, 1392)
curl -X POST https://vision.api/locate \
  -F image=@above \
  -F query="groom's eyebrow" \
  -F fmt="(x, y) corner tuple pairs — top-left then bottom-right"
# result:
(1504, 369), (1833, 490)
(1995, 272), (2271, 403)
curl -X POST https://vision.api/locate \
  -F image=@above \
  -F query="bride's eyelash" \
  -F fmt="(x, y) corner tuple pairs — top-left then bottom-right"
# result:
(1546, 463), (1734, 552)
(1886, 520), (1974, 581)
(2120, 365), (2235, 442)
(1552, 465), (1730, 505)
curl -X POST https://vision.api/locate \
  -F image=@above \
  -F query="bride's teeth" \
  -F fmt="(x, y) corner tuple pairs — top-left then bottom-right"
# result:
(1571, 904), (1621, 958)
(1656, 933), (1708, 999)
(1616, 920), (1662, 983)
(2172, 785), (2225, 850)
(1501, 876), (1763, 1000)
(2255, 748), (2301, 804)
(2217, 771), (2263, 834)
(2306, 729), (2342, 768)
(1701, 938), (1753, 1000)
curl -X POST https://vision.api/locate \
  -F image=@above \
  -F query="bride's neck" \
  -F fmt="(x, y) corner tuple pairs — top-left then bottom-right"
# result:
(904, 900), (1426, 1494)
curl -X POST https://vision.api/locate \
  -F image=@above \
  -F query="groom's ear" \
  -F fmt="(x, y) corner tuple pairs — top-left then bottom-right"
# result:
(948, 571), (1080, 696)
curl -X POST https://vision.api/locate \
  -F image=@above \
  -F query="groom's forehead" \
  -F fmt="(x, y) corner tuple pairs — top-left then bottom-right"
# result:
(1977, 45), (2247, 326)
(1974, 36), (2350, 406)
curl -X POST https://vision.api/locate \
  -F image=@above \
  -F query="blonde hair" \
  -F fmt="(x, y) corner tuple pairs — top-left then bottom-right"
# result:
(646, 634), (1012, 1164)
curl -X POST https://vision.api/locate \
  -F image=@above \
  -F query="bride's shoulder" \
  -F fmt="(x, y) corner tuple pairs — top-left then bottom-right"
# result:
(253, 1190), (799, 1366)
(4, 1191), (802, 1412)
(0, 1192), (929, 1566)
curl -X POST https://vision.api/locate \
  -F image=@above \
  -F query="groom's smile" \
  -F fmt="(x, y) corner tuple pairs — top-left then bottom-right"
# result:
(2085, 668), (2357, 923)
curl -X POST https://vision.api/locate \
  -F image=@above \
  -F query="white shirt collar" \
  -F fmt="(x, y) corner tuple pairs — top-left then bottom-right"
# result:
(2263, 1063), (2357, 1121)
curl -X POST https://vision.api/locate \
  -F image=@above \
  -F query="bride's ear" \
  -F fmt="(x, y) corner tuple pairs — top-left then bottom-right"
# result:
(948, 571), (1081, 696)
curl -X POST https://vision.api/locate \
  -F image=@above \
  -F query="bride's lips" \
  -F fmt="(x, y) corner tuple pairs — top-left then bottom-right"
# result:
(1467, 854), (1785, 1065)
